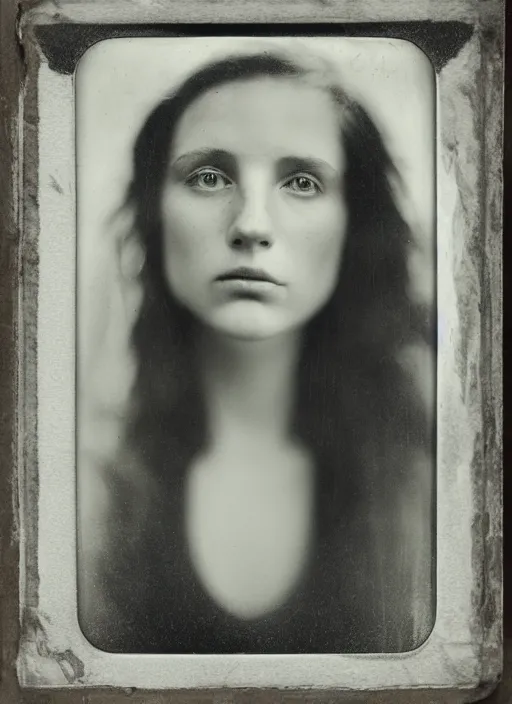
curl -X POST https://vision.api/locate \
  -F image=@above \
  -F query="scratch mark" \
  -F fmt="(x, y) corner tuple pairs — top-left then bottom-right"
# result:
(22, 608), (86, 684)
(49, 174), (64, 195)
(54, 649), (85, 683)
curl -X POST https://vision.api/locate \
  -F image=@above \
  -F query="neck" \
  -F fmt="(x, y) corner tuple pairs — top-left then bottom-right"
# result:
(196, 327), (302, 449)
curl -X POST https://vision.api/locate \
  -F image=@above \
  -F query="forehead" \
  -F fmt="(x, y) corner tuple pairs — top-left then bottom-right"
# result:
(171, 77), (343, 169)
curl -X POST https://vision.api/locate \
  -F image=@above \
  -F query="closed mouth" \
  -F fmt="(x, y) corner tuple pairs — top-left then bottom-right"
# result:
(216, 268), (283, 286)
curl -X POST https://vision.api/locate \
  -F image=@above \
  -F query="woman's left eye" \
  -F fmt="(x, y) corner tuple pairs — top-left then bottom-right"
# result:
(282, 174), (322, 196)
(186, 169), (232, 191)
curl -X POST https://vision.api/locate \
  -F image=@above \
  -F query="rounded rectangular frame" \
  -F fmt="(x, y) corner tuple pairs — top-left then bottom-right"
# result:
(0, 1), (503, 702)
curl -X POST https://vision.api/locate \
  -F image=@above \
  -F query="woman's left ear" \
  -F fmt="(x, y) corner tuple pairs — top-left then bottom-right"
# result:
(117, 232), (146, 281)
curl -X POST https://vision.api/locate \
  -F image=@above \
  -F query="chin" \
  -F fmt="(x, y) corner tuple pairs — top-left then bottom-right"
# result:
(216, 323), (284, 342)
(208, 306), (293, 342)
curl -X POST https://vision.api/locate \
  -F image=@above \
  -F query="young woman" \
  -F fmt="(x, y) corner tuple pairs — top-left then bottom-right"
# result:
(78, 48), (435, 655)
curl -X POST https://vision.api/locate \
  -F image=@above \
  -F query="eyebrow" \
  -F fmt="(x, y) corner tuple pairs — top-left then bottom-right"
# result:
(277, 156), (340, 178)
(170, 149), (340, 178)
(170, 149), (236, 174)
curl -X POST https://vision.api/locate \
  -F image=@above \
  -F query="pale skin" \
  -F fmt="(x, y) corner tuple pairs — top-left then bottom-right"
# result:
(161, 77), (347, 619)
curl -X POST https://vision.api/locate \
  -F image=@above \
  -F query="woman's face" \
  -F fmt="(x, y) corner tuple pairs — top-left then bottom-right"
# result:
(160, 76), (347, 341)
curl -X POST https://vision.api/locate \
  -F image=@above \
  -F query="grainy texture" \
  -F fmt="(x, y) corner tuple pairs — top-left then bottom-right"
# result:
(2, 0), (505, 702)
(19, 6), (42, 630)
(32, 22), (475, 74)
(17, 0), (504, 25)
(435, 10), (503, 701)
(0, 0), (23, 703)
(475, 9), (503, 692)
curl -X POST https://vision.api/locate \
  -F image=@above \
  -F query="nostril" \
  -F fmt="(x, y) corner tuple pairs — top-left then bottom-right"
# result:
(230, 234), (270, 248)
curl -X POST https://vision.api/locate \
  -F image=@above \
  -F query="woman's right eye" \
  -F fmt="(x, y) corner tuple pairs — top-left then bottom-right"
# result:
(186, 169), (233, 192)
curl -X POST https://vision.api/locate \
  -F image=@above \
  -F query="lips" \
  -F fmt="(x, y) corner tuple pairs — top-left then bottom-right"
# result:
(215, 267), (282, 286)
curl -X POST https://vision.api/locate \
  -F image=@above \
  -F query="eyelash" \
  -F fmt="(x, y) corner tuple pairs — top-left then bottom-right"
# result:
(185, 169), (323, 196)
(186, 169), (233, 191)
(282, 174), (322, 196)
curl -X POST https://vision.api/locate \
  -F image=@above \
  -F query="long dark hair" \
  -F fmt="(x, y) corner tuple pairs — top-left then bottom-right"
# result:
(79, 50), (435, 654)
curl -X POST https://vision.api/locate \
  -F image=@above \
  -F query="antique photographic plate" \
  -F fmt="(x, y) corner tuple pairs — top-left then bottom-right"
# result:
(0, 0), (503, 702)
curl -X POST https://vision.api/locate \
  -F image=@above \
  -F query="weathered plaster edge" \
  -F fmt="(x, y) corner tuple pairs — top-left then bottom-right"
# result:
(15, 0), (500, 27)
(0, 0), (24, 701)
(474, 4), (504, 692)
(14, 6), (43, 691)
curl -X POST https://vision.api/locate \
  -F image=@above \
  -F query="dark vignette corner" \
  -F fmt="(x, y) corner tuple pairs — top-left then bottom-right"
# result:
(34, 21), (474, 76)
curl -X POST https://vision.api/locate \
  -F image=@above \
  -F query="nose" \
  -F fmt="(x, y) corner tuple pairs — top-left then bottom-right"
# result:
(228, 179), (274, 251)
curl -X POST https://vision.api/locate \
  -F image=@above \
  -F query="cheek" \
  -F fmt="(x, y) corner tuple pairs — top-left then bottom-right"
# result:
(160, 190), (223, 280)
(294, 202), (347, 286)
